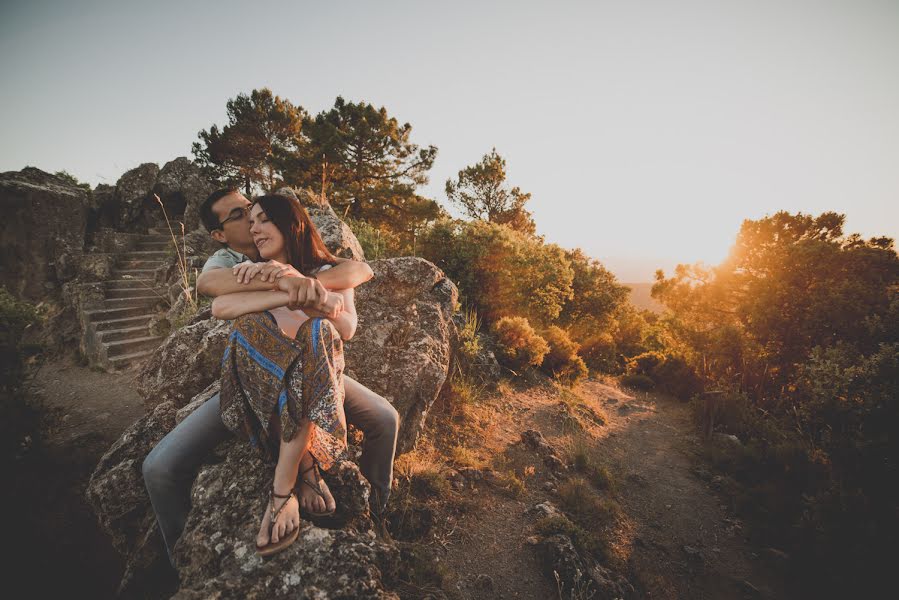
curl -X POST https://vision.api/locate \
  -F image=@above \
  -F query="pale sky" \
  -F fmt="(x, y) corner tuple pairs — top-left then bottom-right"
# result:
(2, 0), (897, 281)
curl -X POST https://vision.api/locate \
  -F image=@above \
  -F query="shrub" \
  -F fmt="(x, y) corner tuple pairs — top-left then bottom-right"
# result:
(344, 217), (407, 259)
(626, 351), (665, 376)
(540, 326), (588, 385)
(620, 373), (654, 391)
(578, 332), (621, 374)
(454, 306), (482, 373)
(419, 219), (574, 327)
(491, 316), (549, 372)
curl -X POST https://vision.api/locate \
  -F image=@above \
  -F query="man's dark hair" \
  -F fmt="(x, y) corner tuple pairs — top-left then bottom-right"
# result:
(200, 187), (240, 232)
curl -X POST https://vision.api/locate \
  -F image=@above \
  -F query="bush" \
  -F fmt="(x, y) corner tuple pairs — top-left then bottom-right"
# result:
(578, 332), (621, 374)
(626, 351), (665, 376)
(419, 219), (574, 327)
(540, 326), (588, 385)
(620, 373), (654, 391)
(491, 316), (549, 372)
(344, 217), (407, 259)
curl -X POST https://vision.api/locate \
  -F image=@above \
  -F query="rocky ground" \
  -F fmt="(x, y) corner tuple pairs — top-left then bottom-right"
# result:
(10, 358), (788, 599)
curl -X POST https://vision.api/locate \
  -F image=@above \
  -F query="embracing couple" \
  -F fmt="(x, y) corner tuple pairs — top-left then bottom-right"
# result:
(142, 188), (399, 561)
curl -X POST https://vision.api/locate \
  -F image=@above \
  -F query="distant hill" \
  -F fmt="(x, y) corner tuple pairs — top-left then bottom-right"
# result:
(623, 282), (664, 313)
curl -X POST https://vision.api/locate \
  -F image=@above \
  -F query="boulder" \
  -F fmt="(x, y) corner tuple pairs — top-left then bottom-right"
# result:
(275, 187), (366, 260)
(137, 315), (231, 409)
(87, 391), (400, 598)
(156, 157), (216, 232)
(344, 257), (457, 454)
(115, 162), (160, 229)
(0, 167), (90, 301)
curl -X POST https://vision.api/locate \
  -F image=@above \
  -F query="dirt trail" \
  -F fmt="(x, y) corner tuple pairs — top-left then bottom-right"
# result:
(433, 377), (787, 599)
(586, 381), (786, 599)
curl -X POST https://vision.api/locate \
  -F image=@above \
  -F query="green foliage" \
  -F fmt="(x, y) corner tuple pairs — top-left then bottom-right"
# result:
(557, 248), (629, 335)
(444, 148), (536, 235)
(540, 326), (588, 385)
(491, 316), (549, 372)
(1, 288), (43, 466)
(192, 88), (307, 194)
(455, 306), (482, 372)
(626, 351), (701, 400)
(292, 96), (440, 233)
(653, 211), (899, 597)
(620, 373), (654, 391)
(419, 219), (574, 327)
(344, 217), (407, 259)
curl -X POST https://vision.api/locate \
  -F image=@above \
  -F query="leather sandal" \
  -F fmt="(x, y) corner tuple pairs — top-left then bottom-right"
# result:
(255, 488), (300, 557)
(298, 461), (336, 517)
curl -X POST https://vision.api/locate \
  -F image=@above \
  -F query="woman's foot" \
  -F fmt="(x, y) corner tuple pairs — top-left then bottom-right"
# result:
(298, 459), (337, 516)
(256, 488), (300, 551)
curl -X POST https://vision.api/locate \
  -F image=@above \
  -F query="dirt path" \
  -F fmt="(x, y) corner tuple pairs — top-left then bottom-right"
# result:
(430, 377), (787, 599)
(586, 380), (786, 600)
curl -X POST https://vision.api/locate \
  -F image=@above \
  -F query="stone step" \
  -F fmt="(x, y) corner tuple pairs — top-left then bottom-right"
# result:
(103, 296), (164, 309)
(104, 278), (156, 290)
(111, 269), (158, 279)
(85, 305), (153, 322)
(97, 325), (151, 343)
(121, 250), (170, 259)
(140, 234), (175, 243)
(106, 287), (168, 299)
(108, 349), (156, 370)
(103, 335), (164, 358)
(135, 242), (171, 252)
(92, 314), (154, 331)
(117, 259), (166, 270)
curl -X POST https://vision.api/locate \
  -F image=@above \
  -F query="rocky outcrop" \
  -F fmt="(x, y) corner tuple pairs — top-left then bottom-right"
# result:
(275, 187), (366, 260)
(156, 157), (215, 232)
(345, 257), (457, 454)
(0, 167), (90, 301)
(137, 314), (230, 409)
(87, 392), (402, 598)
(115, 163), (160, 230)
(114, 158), (214, 231)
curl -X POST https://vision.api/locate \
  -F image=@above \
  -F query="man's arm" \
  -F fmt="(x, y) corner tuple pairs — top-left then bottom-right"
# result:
(196, 258), (373, 298)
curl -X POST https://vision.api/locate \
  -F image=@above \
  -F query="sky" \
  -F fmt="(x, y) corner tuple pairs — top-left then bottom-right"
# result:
(2, 0), (897, 281)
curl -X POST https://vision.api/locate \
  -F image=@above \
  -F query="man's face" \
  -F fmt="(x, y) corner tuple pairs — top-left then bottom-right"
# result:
(210, 192), (255, 251)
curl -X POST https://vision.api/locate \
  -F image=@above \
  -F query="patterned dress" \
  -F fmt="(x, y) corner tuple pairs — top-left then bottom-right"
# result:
(219, 309), (347, 471)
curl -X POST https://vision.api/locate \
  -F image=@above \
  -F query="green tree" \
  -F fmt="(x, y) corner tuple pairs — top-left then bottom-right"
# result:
(192, 88), (307, 194)
(292, 97), (439, 232)
(557, 248), (629, 338)
(419, 218), (572, 326)
(445, 148), (536, 235)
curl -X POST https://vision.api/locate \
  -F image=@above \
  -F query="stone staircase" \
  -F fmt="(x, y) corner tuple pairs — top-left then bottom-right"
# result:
(82, 230), (175, 370)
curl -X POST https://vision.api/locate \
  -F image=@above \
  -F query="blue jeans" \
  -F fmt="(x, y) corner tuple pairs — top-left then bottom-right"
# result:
(142, 377), (399, 564)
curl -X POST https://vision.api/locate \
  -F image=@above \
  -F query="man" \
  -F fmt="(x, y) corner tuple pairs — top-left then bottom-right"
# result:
(143, 188), (399, 564)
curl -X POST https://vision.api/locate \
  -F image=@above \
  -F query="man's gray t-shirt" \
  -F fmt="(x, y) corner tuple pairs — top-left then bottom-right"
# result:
(201, 248), (251, 273)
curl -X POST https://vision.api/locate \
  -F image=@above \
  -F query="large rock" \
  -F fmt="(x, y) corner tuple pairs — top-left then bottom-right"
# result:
(87, 391), (400, 598)
(275, 187), (366, 260)
(537, 534), (634, 600)
(0, 167), (90, 300)
(156, 157), (216, 232)
(137, 315), (231, 409)
(115, 162), (160, 229)
(346, 257), (457, 454)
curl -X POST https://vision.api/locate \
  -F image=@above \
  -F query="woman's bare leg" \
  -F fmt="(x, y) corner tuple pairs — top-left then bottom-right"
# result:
(257, 420), (312, 546)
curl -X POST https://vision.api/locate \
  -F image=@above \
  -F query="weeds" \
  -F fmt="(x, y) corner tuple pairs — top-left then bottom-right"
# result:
(154, 194), (197, 315)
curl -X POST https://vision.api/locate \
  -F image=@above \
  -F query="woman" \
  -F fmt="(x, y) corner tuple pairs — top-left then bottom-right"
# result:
(211, 193), (356, 557)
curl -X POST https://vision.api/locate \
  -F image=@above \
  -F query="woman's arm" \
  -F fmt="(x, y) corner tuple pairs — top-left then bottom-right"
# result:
(211, 290), (291, 320)
(304, 287), (357, 340)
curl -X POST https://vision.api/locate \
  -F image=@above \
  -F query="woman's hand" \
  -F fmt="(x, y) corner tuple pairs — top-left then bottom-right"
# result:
(233, 260), (302, 284)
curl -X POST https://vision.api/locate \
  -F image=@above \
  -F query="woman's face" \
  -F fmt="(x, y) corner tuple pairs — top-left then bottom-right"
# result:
(249, 203), (286, 262)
